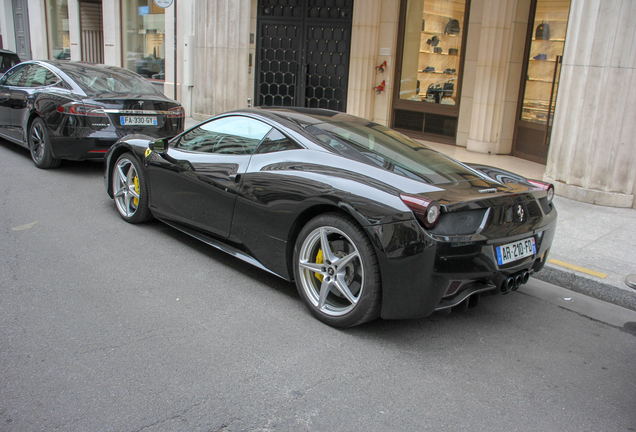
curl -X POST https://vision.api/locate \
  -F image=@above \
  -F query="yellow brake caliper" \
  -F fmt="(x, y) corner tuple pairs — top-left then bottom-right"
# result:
(133, 176), (139, 206)
(315, 248), (324, 282)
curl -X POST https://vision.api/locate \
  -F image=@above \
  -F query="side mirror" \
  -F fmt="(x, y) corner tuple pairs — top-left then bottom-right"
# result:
(149, 138), (168, 153)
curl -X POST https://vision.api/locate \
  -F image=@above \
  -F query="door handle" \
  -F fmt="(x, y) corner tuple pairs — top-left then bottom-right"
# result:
(229, 173), (241, 183)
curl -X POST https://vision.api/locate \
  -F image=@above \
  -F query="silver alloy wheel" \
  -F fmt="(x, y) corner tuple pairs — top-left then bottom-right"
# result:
(30, 122), (45, 163)
(113, 157), (140, 218)
(297, 226), (364, 317)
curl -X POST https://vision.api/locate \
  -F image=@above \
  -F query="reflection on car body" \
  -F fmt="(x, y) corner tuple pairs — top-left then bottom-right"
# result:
(104, 108), (557, 328)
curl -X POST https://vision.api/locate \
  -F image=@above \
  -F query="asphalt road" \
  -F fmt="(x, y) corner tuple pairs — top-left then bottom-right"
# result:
(1, 139), (635, 432)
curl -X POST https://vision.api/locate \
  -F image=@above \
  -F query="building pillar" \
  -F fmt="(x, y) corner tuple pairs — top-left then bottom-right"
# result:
(191, 0), (251, 118)
(103, 0), (121, 66)
(27, 0), (47, 59)
(544, 0), (636, 208)
(465, 0), (517, 154)
(67, 0), (81, 60)
(346, 0), (382, 120)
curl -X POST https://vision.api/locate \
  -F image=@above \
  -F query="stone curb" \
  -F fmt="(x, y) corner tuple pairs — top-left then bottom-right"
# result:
(532, 263), (636, 311)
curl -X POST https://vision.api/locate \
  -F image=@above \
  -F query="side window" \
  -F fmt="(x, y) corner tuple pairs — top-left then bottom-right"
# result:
(177, 116), (272, 155)
(255, 128), (303, 154)
(23, 65), (56, 88)
(1, 64), (30, 86)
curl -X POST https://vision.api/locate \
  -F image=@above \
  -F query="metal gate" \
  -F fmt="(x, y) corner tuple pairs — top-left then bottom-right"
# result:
(255, 0), (353, 112)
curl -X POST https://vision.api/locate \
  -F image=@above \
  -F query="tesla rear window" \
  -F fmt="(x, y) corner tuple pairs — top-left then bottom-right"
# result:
(306, 122), (483, 185)
(62, 66), (158, 96)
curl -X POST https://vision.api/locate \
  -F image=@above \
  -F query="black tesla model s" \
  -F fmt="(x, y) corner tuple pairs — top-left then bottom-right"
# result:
(104, 108), (557, 327)
(0, 60), (184, 168)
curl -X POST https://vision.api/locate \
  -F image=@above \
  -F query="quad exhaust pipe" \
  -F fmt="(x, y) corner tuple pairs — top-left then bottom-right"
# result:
(500, 271), (530, 293)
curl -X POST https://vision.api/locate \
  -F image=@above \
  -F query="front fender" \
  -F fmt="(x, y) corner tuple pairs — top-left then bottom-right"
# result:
(104, 135), (153, 198)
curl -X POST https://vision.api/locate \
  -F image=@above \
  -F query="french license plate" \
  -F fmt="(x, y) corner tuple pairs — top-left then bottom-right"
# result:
(496, 237), (536, 265)
(120, 116), (157, 126)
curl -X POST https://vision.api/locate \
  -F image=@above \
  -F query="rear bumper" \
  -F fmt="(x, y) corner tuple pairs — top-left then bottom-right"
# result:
(49, 122), (182, 161)
(368, 209), (557, 320)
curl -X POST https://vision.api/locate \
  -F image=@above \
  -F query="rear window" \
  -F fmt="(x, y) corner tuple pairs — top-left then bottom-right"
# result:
(61, 65), (158, 96)
(306, 121), (483, 185)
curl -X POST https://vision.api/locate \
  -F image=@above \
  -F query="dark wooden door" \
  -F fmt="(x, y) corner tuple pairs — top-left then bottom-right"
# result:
(12, 0), (32, 60)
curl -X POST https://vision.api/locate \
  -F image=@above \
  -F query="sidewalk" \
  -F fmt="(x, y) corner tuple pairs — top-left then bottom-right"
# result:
(183, 117), (636, 311)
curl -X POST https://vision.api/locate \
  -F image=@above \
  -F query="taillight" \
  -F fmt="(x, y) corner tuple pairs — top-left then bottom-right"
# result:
(167, 106), (185, 118)
(56, 102), (107, 117)
(400, 194), (441, 229)
(527, 180), (555, 203)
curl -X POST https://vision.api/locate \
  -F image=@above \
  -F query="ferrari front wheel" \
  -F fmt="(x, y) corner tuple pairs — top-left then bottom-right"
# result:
(293, 213), (381, 328)
(112, 153), (152, 224)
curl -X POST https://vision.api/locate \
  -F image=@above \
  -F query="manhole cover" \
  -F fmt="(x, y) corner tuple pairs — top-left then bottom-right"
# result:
(626, 274), (636, 289)
(624, 322), (636, 335)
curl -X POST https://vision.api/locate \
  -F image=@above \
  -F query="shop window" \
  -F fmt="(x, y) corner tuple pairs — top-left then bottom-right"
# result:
(398, 0), (465, 106)
(513, 0), (571, 164)
(520, 0), (570, 125)
(46, 0), (70, 60)
(122, 0), (166, 81)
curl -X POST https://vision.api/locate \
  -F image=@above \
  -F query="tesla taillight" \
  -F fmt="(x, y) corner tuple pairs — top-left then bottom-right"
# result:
(57, 102), (107, 117)
(400, 194), (441, 229)
(527, 180), (555, 203)
(167, 106), (185, 118)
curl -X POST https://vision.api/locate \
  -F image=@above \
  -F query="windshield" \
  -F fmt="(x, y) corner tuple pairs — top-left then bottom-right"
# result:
(306, 121), (482, 185)
(62, 65), (159, 96)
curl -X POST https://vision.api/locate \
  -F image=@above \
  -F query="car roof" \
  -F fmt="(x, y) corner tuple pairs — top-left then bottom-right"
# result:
(0, 49), (19, 56)
(231, 107), (369, 127)
(28, 60), (134, 75)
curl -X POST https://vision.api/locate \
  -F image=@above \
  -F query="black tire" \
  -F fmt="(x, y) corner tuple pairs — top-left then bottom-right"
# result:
(29, 117), (60, 169)
(112, 153), (152, 224)
(293, 213), (382, 328)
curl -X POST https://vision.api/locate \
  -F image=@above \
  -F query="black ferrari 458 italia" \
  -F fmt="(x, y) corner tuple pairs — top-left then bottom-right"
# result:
(104, 108), (557, 327)
(0, 60), (184, 168)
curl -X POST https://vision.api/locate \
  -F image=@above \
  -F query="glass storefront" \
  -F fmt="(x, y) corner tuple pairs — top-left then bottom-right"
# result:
(513, 0), (571, 163)
(520, 0), (570, 125)
(46, 0), (70, 60)
(393, 0), (468, 141)
(122, 0), (166, 80)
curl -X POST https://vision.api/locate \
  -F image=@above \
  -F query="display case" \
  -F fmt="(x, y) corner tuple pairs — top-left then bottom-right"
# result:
(393, 0), (468, 141)
(513, 0), (571, 163)
(521, 4), (569, 124)
(413, 8), (464, 105)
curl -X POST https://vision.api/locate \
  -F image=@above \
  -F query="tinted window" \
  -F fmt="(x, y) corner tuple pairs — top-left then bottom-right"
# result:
(23, 65), (58, 87)
(0, 64), (30, 86)
(306, 121), (482, 185)
(61, 65), (158, 96)
(254, 129), (303, 154)
(177, 116), (272, 155)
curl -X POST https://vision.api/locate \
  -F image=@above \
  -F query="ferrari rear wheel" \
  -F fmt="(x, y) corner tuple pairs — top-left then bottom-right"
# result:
(29, 117), (60, 169)
(113, 153), (152, 224)
(294, 213), (381, 327)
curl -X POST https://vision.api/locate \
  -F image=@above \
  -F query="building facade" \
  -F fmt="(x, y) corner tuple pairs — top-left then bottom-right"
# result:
(1, 0), (635, 208)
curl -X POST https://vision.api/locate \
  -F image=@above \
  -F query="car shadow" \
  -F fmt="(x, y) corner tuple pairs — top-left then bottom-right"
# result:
(0, 138), (105, 176)
(131, 215), (301, 300)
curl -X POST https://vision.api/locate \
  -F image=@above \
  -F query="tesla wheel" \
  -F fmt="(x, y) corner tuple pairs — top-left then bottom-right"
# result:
(29, 118), (60, 169)
(293, 213), (381, 327)
(112, 153), (152, 224)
